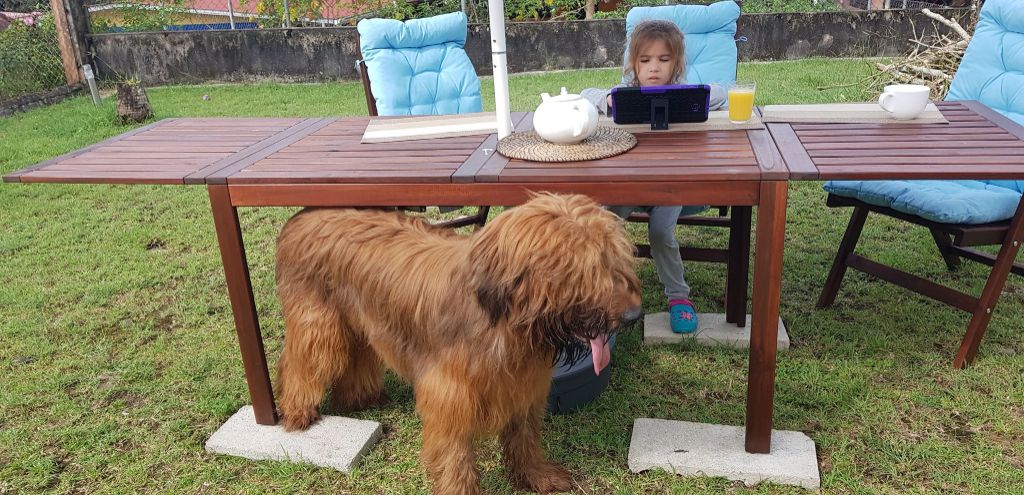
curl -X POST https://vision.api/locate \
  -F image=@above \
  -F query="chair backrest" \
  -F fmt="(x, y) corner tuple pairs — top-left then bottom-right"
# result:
(622, 1), (740, 87)
(946, 0), (1024, 193)
(356, 12), (482, 116)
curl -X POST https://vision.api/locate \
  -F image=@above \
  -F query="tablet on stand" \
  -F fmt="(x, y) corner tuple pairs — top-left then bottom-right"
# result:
(610, 84), (711, 130)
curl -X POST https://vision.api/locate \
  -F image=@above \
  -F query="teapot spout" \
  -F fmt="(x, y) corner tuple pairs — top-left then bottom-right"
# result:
(540, 92), (551, 102)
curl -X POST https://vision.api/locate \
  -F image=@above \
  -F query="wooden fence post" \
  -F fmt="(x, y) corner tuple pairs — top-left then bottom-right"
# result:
(49, 0), (79, 85)
(48, 0), (91, 86)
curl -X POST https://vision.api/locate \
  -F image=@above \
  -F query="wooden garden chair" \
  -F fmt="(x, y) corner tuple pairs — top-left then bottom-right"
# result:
(817, 0), (1024, 367)
(355, 12), (489, 230)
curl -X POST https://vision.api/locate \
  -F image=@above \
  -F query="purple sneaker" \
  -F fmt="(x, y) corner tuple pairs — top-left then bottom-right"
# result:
(669, 299), (698, 334)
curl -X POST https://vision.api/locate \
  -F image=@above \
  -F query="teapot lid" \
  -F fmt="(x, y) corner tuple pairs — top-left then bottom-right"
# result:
(545, 87), (583, 103)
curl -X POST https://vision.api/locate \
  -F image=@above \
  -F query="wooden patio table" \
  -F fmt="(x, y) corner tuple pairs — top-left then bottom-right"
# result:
(4, 112), (790, 455)
(767, 100), (1024, 368)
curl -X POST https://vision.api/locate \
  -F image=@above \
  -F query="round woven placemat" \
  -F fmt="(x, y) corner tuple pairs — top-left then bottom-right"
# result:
(496, 127), (636, 162)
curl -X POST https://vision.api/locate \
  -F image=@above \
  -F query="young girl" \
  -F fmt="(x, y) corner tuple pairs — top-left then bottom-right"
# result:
(581, 20), (726, 334)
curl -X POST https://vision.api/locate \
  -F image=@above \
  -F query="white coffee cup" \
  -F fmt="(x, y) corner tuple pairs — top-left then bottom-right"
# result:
(878, 84), (930, 120)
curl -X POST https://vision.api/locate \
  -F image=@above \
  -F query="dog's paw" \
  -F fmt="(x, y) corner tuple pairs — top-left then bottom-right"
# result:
(280, 409), (320, 431)
(513, 462), (573, 494)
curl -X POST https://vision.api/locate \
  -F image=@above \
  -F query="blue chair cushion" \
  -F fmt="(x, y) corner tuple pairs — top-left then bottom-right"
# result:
(825, 0), (1024, 225)
(824, 180), (1021, 224)
(357, 12), (482, 116)
(946, 0), (1024, 127)
(623, 1), (740, 87)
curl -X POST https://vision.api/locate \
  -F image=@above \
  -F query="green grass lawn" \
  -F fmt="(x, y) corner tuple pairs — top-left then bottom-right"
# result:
(1, 58), (1022, 494)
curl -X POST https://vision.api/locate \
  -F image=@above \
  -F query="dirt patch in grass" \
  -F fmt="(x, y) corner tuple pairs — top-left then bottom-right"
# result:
(111, 437), (140, 453)
(39, 444), (71, 491)
(96, 372), (120, 391)
(97, 390), (146, 410)
(942, 411), (978, 445)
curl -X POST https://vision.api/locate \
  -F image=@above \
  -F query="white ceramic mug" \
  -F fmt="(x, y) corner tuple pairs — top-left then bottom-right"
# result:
(878, 84), (930, 120)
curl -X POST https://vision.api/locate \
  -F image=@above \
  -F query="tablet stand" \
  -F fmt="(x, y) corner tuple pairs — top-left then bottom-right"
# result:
(650, 98), (669, 130)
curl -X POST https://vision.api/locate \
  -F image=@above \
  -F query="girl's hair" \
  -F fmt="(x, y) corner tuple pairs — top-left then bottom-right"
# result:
(625, 20), (685, 87)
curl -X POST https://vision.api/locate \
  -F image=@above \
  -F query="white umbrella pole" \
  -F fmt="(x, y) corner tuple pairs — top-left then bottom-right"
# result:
(488, 0), (513, 139)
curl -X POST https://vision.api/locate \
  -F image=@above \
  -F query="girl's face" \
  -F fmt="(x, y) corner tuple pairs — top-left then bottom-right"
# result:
(634, 39), (675, 87)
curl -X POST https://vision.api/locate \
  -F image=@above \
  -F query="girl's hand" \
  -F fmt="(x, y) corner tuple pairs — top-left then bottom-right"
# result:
(607, 95), (612, 107)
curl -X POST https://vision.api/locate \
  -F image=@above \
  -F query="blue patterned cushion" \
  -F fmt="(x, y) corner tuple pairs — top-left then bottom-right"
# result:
(357, 12), (482, 116)
(623, 1), (740, 87)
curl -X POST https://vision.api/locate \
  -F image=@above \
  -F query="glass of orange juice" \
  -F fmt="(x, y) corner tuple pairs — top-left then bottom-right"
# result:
(728, 81), (757, 124)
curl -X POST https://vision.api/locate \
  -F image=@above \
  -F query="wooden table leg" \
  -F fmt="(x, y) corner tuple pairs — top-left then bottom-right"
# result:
(745, 181), (788, 454)
(726, 206), (752, 326)
(953, 194), (1024, 369)
(208, 185), (278, 425)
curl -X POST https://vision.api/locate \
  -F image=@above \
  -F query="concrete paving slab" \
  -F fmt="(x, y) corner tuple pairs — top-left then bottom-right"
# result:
(205, 406), (382, 472)
(643, 312), (789, 349)
(628, 418), (819, 489)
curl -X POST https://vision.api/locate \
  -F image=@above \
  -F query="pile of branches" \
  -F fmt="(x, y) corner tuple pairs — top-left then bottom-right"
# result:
(873, 7), (979, 99)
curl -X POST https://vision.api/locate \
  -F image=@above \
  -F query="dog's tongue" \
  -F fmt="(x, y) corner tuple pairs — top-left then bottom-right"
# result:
(589, 337), (611, 376)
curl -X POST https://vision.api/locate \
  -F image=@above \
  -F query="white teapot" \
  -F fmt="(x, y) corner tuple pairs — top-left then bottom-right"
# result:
(533, 87), (599, 145)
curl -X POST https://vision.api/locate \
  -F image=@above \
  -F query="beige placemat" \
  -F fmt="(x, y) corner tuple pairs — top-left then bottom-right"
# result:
(761, 103), (948, 124)
(361, 112), (498, 143)
(598, 110), (765, 133)
(497, 127), (636, 162)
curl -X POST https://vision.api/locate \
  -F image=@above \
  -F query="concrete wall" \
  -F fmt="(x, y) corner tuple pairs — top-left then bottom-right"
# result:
(1, 83), (85, 117)
(90, 8), (973, 85)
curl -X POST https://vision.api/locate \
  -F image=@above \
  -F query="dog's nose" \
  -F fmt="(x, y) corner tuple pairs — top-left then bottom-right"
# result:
(620, 305), (643, 326)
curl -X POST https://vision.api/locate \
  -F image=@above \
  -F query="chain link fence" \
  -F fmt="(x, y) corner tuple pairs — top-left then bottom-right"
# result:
(840, 0), (978, 9)
(86, 0), (483, 31)
(0, 1), (66, 103)
(83, 0), (836, 31)
(84, 0), (609, 30)
(83, 0), (981, 33)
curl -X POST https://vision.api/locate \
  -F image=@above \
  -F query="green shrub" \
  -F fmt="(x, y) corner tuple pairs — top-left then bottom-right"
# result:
(593, 0), (840, 19)
(89, 0), (188, 33)
(0, 14), (65, 102)
(365, 0), (838, 23)
(741, 0), (840, 13)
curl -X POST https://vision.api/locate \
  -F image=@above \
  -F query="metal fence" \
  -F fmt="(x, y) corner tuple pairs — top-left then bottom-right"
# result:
(82, 0), (982, 33)
(0, 0), (66, 102)
(841, 0), (977, 9)
(83, 0), (652, 31)
(84, 0), (480, 31)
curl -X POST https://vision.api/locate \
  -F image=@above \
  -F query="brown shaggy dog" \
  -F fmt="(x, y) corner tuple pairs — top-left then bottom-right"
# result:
(274, 193), (642, 495)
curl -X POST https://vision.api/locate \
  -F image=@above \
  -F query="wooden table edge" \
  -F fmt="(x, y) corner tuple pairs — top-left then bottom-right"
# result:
(765, 122), (820, 180)
(223, 180), (763, 207)
(961, 100), (1024, 141)
(748, 129), (790, 181)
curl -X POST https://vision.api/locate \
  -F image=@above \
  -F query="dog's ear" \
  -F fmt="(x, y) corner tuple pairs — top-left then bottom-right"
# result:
(474, 270), (524, 326)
